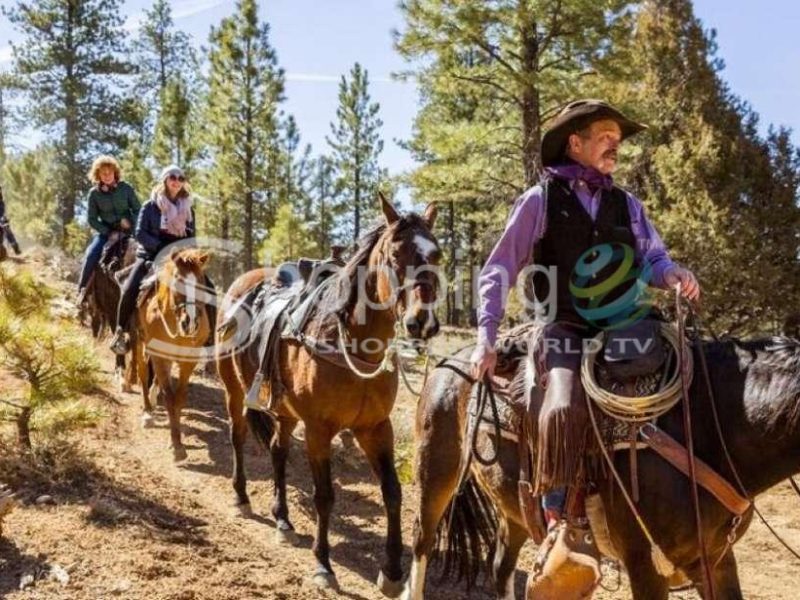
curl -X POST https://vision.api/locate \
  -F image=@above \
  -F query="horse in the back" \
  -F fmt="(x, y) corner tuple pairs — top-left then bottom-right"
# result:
(408, 331), (800, 600)
(80, 233), (138, 392)
(133, 248), (212, 461)
(217, 196), (440, 596)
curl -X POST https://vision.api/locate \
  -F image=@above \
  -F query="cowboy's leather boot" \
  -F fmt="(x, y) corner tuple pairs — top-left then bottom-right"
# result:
(526, 519), (601, 600)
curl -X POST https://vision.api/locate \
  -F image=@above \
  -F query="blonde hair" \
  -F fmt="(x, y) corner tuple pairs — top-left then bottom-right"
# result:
(152, 181), (192, 201)
(88, 155), (121, 184)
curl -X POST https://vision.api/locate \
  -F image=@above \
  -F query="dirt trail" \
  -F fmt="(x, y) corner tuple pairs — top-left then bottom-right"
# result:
(1, 268), (799, 597)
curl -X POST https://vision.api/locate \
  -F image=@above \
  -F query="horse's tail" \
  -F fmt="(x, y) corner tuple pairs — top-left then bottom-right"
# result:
(245, 409), (275, 450)
(433, 474), (498, 588)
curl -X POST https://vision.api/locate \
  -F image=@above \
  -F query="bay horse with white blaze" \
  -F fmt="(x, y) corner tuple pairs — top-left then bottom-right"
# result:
(407, 330), (800, 599)
(216, 196), (440, 595)
(133, 248), (212, 461)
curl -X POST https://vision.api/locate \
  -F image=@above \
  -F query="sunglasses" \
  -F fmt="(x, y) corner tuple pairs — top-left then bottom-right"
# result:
(167, 174), (186, 182)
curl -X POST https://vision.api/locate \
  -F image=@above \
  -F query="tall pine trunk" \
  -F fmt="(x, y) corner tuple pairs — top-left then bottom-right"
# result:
(17, 406), (32, 451)
(467, 207), (478, 327)
(61, 1), (79, 241)
(354, 165), (361, 242)
(519, 7), (542, 187)
(447, 200), (457, 325)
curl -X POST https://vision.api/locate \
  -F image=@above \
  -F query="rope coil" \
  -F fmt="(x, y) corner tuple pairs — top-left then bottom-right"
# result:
(581, 322), (693, 423)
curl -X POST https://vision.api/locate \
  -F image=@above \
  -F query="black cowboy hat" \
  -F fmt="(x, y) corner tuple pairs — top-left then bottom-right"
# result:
(541, 99), (647, 167)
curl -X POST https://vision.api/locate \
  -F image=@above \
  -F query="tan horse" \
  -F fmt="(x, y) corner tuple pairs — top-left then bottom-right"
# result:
(133, 248), (211, 461)
(216, 197), (440, 596)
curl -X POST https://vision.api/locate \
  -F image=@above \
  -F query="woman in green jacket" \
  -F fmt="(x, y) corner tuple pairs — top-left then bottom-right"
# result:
(77, 155), (141, 302)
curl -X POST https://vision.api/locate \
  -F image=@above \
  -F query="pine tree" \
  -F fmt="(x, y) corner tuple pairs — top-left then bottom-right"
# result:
(119, 138), (154, 201)
(396, 0), (636, 189)
(3, 0), (135, 240)
(135, 0), (199, 169)
(610, 0), (800, 334)
(259, 202), (317, 265)
(309, 156), (336, 254)
(135, 0), (197, 94)
(1, 146), (65, 247)
(0, 79), (10, 169)
(151, 78), (195, 168)
(326, 63), (385, 243)
(0, 266), (98, 450)
(273, 115), (313, 212)
(202, 0), (285, 269)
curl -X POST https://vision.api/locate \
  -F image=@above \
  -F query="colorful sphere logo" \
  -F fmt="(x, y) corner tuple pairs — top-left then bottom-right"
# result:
(569, 242), (653, 330)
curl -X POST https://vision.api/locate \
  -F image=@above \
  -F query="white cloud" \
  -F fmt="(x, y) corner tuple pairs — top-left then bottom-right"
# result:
(0, 45), (12, 66)
(125, 0), (231, 33)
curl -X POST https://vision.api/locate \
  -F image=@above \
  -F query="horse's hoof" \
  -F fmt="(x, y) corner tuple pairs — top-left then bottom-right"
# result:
(233, 502), (252, 518)
(274, 524), (298, 546)
(172, 446), (188, 462)
(377, 570), (404, 598)
(141, 413), (155, 428)
(310, 568), (337, 590)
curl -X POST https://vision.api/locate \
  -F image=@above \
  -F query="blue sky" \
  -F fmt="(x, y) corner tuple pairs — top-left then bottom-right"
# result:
(1, 0), (799, 183)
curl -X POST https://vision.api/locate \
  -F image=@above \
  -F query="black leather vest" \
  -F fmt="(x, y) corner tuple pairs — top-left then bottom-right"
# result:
(529, 177), (638, 325)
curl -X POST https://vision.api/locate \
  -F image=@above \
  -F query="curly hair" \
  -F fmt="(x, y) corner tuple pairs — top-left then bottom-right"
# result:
(87, 155), (121, 184)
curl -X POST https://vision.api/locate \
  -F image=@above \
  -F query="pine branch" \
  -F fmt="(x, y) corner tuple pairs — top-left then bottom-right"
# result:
(0, 398), (25, 411)
(450, 74), (522, 106)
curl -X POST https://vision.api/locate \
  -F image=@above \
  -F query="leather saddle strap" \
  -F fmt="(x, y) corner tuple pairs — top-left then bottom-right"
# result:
(641, 425), (751, 516)
(518, 415), (546, 544)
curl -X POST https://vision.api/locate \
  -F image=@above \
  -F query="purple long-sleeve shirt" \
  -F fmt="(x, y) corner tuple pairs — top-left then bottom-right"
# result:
(477, 164), (678, 346)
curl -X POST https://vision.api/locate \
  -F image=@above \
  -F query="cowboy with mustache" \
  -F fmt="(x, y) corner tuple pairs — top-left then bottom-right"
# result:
(472, 100), (700, 595)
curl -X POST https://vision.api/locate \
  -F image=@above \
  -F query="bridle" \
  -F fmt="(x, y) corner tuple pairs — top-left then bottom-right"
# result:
(157, 271), (203, 340)
(335, 228), (439, 379)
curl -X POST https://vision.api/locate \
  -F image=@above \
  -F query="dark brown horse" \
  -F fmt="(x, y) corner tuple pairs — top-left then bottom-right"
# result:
(80, 233), (138, 392)
(407, 333), (800, 599)
(216, 197), (440, 595)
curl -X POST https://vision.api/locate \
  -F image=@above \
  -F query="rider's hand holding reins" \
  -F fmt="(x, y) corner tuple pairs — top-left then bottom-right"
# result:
(470, 339), (497, 381)
(664, 266), (701, 302)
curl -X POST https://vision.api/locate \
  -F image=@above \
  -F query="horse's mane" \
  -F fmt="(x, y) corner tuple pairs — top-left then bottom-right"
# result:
(707, 335), (800, 434)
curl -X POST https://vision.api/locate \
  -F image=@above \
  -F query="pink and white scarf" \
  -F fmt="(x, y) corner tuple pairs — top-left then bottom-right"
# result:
(155, 192), (193, 237)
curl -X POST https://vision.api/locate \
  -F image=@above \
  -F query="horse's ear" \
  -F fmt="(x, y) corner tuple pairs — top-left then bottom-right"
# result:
(422, 202), (437, 229)
(196, 252), (210, 268)
(379, 191), (400, 225)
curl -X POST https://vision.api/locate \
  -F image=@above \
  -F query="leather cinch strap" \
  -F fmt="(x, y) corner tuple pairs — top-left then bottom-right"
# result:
(640, 424), (751, 516)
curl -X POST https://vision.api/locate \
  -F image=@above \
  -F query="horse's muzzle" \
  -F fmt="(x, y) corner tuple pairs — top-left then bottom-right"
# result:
(404, 311), (440, 340)
(179, 313), (199, 337)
